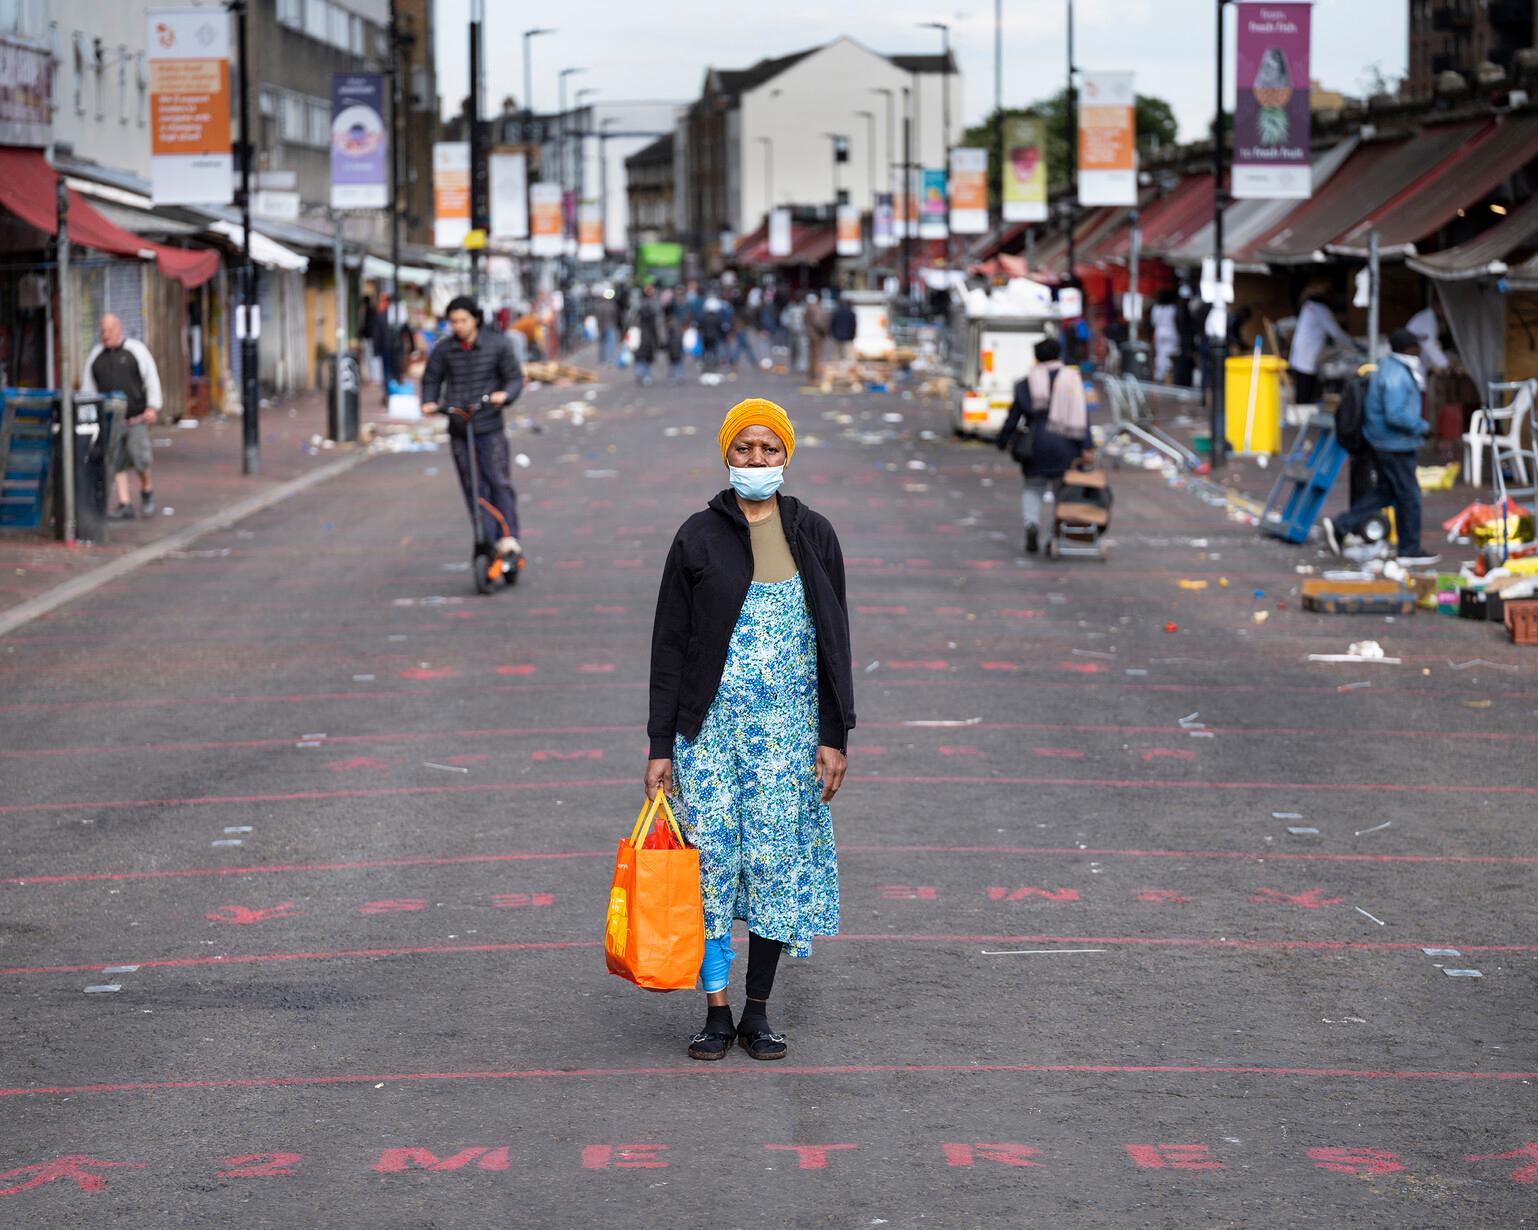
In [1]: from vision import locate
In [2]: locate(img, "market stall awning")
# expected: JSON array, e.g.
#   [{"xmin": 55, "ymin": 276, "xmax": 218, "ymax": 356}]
[
  {"xmin": 1075, "ymin": 205, "xmax": 1139, "ymax": 265},
  {"xmin": 1164, "ymin": 137, "xmax": 1359, "ymax": 269},
  {"xmin": 0, "ymin": 147, "xmax": 219, "ymax": 288},
  {"xmin": 362, "ymin": 254, "xmax": 433, "ymax": 287},
  {"xmin": 1250, "ymin": 120, "xmax": 1485, "ymax": 264},
  {"xmin": 732, "ymin": 222, "xmax": 771, "ymax": 266},
  {"xmin": 1133, "ymin": 174, "xmax": 1216, "ymax": 261},
  {"xmin": 1409, "ymin": 194, "xmax": 1538, "ymax": 281},
  {"xmin": 777, "ymin": 224, "xmax": 836, "ymax": 266},
  {"xmin": 208, "ymin": 220, "xmax": 310, "ymax": 273},
  {"xmin": 1329, "ymin": 113, "xmax": 1538, "ymax": 257}
]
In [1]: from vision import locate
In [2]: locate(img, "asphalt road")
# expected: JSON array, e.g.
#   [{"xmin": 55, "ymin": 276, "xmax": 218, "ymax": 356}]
[{"xmin": 2, "ymin": 363, "xmax": 1535, "ymax": 1228}]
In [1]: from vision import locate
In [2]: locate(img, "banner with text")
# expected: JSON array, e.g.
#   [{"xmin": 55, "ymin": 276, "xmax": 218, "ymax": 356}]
[
  {"xmin": 530, "ymin": 182, "xmax": 564, "ymax": 256},
  {"xmin": 1002, "ymin": 116, "xmax": 1048, "ymax": 222},
  {"xmin": 836, "ymin": 204, "xmax": 862, "ymax": 257},
  {"xmin": 891, "ymin": 169, "xmax": 920, "ymax": 239},
  {"xmin": 920, "ymin": 168, "xmax": 948, "ymax": 239},
  {"xmin": 1234, "ymin": 3, "xmax": 1313, "ymax": 199},
  {"xmin": 489, "ymin": 152, "xmax": 528, "ymax": 242},
  {"xmin": 433, "ymin": 142, "xmax": 470, "ymax": 248},
  {"xmin": 873, "ymin": 192, "xmax": 895, "ymax": 248},
  {"xmin": 578, "ymin": 204, "xmax": 604, "ymax": 261},
  {"xmin": 1077, "ymin": 71, "xmax": 1136, "ymax": 207},
  {"xmin": 330, "ymin": 73, "xmax": 387, "ymax": 210},
  {"xmin": 147, "ymin": 7, "xmax": 232, "ymax": 205},
  {"xmin": 949, "ymin": 147, "xmax": 988, "ymax": 234}
]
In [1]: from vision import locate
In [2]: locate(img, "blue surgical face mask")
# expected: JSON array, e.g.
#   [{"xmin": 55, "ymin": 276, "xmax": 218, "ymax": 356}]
[{"xmin": 728, "ymin": 465, "xmax": 785, "ymax": 502}]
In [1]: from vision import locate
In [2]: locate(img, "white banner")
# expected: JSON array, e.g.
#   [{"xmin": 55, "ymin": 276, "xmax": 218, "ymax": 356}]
[
  {"xmin": 836, "ymin": 204, "xmax": 862, "ymax": 257},
  {"xmin": 432, "ymin": 142, "xmax": 471, "ymax": 248},
  {"xmin": 578, "ymin": 203, "xmax": 604, "ymax": 262},
  {"xmin": 489, "ymin": 152, "xmax": 528, "ymax": 242},
  {"xmin": 948, "ymin": 147, "xmax": 988, "ymax": 234},
  {"xmin": 529, "ymin": 182, "xmax": 564, "ymax": 256},
  {"xmin": 1078, "ymin": 71, "xmax": 1137, "ymax": 207},
  {"xmin": 147, "ymin": 7, "xmax": 232, "ymax": 205},
  {"xmin": 768, "ymin": 208, "xmax": 792, "ymax": 258}
]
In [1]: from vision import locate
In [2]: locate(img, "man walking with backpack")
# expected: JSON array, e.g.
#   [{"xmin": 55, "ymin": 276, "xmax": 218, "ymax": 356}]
[{"xmin": 1323, "ymin": 329, "xmax": 1438, "ymax": 567}]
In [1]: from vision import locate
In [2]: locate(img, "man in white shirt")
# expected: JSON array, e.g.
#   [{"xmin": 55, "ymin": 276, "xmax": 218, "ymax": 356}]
[
  {"xmin": 80, "ymin": 314, "xmax": 164, "ymax": 519},
  {"xmin": 1405, "ymin": 301, "xmax": 1450, "ymax": 372},
  {"xmin": 1287, "ymin": 288, "xmax": 1355, "ymax": 406}
]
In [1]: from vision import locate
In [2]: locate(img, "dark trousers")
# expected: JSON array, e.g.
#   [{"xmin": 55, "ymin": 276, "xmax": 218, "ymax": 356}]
[
  {"xmin": 450, "ymin": 428, "xmax": 520, "ymax": 544},
  {"xmin": 1290, "ymin": 370, "xmax": 1319, "ymax": 405},
  {"xmin": 1347, "ymin": 449, "xmax": 1377, "ymax": 508},
  {"xmin": 1336, "ymin": 447, "xmax": 1421, "ymax": 556}
]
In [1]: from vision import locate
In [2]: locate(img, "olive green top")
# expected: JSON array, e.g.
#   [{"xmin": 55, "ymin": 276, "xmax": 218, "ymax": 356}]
[{"xmin": 749, "ymin": 500, "xmax": 798, "ymax": 583}]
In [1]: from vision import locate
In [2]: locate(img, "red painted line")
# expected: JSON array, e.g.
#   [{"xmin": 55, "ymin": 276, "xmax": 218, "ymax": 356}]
[
  {"xmin": 6, "ymin": 717, "xmax": 1532, "ymax": 761},
  {"xmin": 8, "ymin": 842, "xmax": 1537, "ymax": 889},
  {"xmin": 4, "ymin": 1060, "xmax": 1534, "ymax": 1099},
  {"xmin": 2, "ymin": 676, "xmax": 1533, "ymax": 715},
  {"xmin": 5, "ymin": 932, "xmax": 1534, "ymax": 979},
  {"xmin": 6, "ymin": 772, "xmax": 1534, "ymax": 818}
]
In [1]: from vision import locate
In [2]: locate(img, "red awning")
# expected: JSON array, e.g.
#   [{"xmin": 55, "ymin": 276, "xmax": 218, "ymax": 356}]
[
  {"xmin": 1248, "ymin": 120, "xmax": 1486, "ymax": 264},
  {"xmin": 777, "ymin": 224, "xmax": 836, "ymax": 266},
  {"xmin": 0, "ymin": 148, "xmax": 219, "ymax": 288},
  {"xmin": 1330, "ymin": 112, "xmax": 1538, "ymax": 256},
  {"xmin": 732, "ymin": 222, "xmax": 770, "ymax": 265}
]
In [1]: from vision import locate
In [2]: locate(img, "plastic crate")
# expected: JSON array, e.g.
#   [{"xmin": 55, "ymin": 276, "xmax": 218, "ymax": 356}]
[{"xmin": 1506, "ymin": 598, "xmax": 1538, "ymax": 646}]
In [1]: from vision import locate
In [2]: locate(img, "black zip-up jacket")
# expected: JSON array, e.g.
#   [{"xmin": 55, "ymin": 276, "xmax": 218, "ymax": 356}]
[
  {"xmin": 649, "ymin": 491, "xmax": 854, "ymax": 760},
  {"xmin": 421, "ymin": 328, "xmax": 523, "ymax": 437}
]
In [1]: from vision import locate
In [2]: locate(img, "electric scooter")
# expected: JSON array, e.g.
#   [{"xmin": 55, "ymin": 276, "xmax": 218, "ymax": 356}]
[{"xmin": 441, "ymin": 396, "xmax": 522, "ymax": 594}]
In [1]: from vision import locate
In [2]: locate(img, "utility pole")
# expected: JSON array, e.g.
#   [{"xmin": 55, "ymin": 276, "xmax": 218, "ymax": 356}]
[
  {"xmin": 1065, "ymin": 0, "xmax": 1077, "ymax": 282},
  {"xmin": 232, "ymin": 0, "xmax": 259, "ymax": 476},
  {"xmin": 994, "ymin": 0, "xmax": 1003, "ymax": 229},
  {"xmin": 1211, "ymin": 0, "xmax": 1233, "ymax": 468},
  {"xmin": 56, "ymin": 175, "xmax": 75, "ymax": 545},
  {"xmin": 871, "ymin": 88, "xmax": 894, "ymax": 189},
  {"xmin": 522, "ymin": 27, "xmax": 554, "ymax": 145},
  {"xmin": 600, "ymin": 116, "xmax": 618, "ymax": 257},
  {"xmin": 388, "ymin": 2, "xmax": 402, "ymax": 329},
  {"xmin": 468, "ymin": 1, "xmax": 485, "ymax": 299},
  {"xmin": 902, "ymin": 84, "xmax": 912, "ymax": 308}
]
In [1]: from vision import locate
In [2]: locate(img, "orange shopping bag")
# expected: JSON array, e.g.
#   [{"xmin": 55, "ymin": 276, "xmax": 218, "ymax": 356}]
[{"xmin": 604, "ymin": 792, "xmax": 704, "ymax": 991}]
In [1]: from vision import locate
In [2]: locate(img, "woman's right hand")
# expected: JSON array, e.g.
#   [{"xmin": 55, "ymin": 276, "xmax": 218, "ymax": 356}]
[{"xmin": 644, "ymin": 758, "xmax": 674, "ymax": 800}]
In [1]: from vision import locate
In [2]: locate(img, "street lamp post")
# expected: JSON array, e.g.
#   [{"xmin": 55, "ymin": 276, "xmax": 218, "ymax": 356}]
[
  {"xmin": 823, "ymin": 133, "xmax": 848, "ymax": 209},
  {"xmin": 558, "ymin": 67, "xmax": 586, "ymax": 267},
  {"xmin": 920, "ymin": 21, "xmax": 951, "ymax": 269},
  {"xmin": 1211, "ymin": 0, "xmax": 1235, "ymax": 469},
  {"xmin": 576, "ymin": 86, "xmax": 598, "ymax": 240},
  {"xmin": 599, "ymin": 116, "xmax": 618, "ymax": 257},
  {"xmin": 1066, "ymin": 0, "xmax": 1078, "ymax": 282},
  {"xmin": 854, "ymin": 110, "xmax": 876, "ymax": 208},
  {"xmin": 522, "ymin": 27, "xmax": 554, "ymax": 144},
  {"xmin": 756, "ymin": 136, "xmax": 773, "ymax": 214},
  {"xmin": 228, "ymin": 0, "xmax": 259, "ymax": 476},
  {"xmin": 871, "ymin": 87, "xmax": 894, "ymax": 191}
]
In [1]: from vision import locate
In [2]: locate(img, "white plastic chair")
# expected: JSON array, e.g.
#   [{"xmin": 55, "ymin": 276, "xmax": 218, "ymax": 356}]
[{"xmin": 1464, "ymin": 380, "xmax": 1535, "ymax": 491}]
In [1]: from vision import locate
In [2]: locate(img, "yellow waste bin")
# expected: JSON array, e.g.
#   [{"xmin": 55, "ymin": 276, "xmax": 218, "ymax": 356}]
[{"xmin": 1224, "ymin": 354, "xmax": 1288, "ymax": 455}]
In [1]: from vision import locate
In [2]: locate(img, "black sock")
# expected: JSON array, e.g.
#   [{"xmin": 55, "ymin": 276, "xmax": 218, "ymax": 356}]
[
  {"xmin": 745, "ymin": 932, "xmax": 783, "ymax": 1001},
  {"xmin": 739, "ymin": 996, "xmax": 770, "ymax": 1033},
  {"xmin": 705, "ymin": 1003, "xmax": 733, "ymax": 1032}
]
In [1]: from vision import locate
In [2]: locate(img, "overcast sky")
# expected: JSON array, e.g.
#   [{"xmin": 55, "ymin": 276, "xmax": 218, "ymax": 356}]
[{"xmin": 435, "ymin": 0, "xmax": 1408, "ymax": 139}]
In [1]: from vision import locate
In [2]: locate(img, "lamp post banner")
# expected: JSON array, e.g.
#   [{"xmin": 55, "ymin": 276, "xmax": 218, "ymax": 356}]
[
  {"xmin": 147, "ymin": 6, "xmax": 232, "ymax": 205},
  {"xmin": 331, "ymin": 73, "xmax": 388, "ymax": 210},
  {"xmin": 489, "ymin": 152, "xmax": 529, "ymax": 242},
  {"xmin": 920, "ymin": 168, "xmax": 948, "ymax": 239},
  {"xmin": 873, "ymin": 192, "xmax": 896, "ymax": 248},
  {"xmin": 530, "ymin": 182, "xmax": 564, "ymax": 256},
  {"xmin": 836, "ymin": 203, "xmax": 862, "ymax": 256},
  {"xmin": 1002, "ymin": 116, "xmax": 1048, "ymax": 222},
  {"xmin": 1077, "ymin": 71, "xmax": 1136, "ymax": 207},
  {"xmin": 1233, "ymin": 2, "xmax": 1313, "ymax": 200},
  {"xmin": 768, "ymin": 207, "xmax": 793, "ymax": 258},
  {"xmin": 949, "ymin": 147, "xmax": 988, "ymax": 234}
]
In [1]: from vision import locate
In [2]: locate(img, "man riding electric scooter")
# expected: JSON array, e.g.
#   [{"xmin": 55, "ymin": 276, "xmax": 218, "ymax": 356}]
[{"xmin": 421, "ymin": 295, "xmax": 525, "ymax": 578}]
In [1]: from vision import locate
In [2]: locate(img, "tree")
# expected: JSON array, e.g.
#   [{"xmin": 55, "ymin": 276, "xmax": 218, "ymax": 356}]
[{"xmin": 960, "ymin": 90, "xmax": 1181, "ymax": 211}]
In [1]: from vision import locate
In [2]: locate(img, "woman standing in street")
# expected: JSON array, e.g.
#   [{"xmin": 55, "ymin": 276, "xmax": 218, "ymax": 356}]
[
  {"xmin": 646, "ymin": 398, "xmax": 854, "ymax": 1062},
  {"xmin": 998, "ymin": 338, "xmax": 1094, "ymax": 554}
]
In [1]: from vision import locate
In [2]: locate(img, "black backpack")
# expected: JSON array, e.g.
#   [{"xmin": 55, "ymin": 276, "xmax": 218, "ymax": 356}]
[{"xmin": 1334, "ymin": 373, "xmax": 1370, "ymax": 454}]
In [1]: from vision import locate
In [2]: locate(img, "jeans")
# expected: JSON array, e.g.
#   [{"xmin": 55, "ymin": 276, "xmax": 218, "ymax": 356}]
[
  {"xmin": 599, "ymin": 325, "xmax": 618, "ymax": 364},
  {"xmin": 667, "ymin": 360, "xmax": 685, "ymax": 384},
  {"xmin": 1348, "ymin": 450, "xmax": 1377, "ymax": 508},
  {"xmin": 1021, "ymin": 476, "xmax": 1053, "ymax": 530},
  {"xmin": 450, "ymin": 428, "xmax": 520, "ymax": 544},
  {"xmin": 635, "ymin": 359, "xmax": 653, "ymax": 386},
  {"xmin": 1336, "ymin": 447, "xmax": 1421, "ymax": 556}
]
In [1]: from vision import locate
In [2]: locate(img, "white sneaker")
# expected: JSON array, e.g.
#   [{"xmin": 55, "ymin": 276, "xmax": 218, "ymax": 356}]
[
  {"xmin": 1395, "ymin": 553, "xmax": 1440, "ymax": 569},
  {"xmin": 1321, "ymin": 517, "xmax": 1340, "ymax": 555},
  {"xmin": 496, "ymin": 536, "xmax": 521, "ymax": 557}
]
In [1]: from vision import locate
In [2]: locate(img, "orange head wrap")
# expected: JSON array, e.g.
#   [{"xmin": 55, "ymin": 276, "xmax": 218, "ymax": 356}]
[{"xmin": 718, "ymin": 397, "xmax": 795, "ymax": 463}]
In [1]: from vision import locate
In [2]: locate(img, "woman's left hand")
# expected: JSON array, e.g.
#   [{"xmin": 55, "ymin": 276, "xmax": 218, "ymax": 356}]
[{"xmin": 815, "ymin": 746, "xmax": 847, "ymax": 803}]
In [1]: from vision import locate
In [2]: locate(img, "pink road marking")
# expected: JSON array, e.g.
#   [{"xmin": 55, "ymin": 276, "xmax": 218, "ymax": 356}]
[
  {"xmin": 7, "ymin": 842, "xmax": 1538, "ymax": 889},
  {"xmin": 4, "ymin": 772, "xmax": 1536, "ymax": 819},
  {"xmin": 4, "ymin": 717, "xmax": 1531, "ymax": 761},
  {"xmin": 3, "ymin": 1061, "xmax": 1535, "ymax": 1100},
  {"xmin": 4, "ymin": 932, "xmax": 1535, "ymax": 979}
]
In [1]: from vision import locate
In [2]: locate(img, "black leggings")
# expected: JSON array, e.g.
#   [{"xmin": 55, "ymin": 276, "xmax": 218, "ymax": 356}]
[{"xmin": 746, "ymin": 932, "xmax": 783, "ymax": 1000}]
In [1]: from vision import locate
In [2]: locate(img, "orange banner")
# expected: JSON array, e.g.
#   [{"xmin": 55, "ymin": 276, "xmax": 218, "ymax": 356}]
[{"xmin": 149, "ymin": 60, "xmax": 228, "ymax": 156}]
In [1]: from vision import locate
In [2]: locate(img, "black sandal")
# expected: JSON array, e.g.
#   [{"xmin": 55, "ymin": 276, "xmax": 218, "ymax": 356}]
[
  {"xmin": 737, "ymin": 1026, "xmax": 788, "ymax": 1061},
  {"xmin": 687, "ymin": 1027, "xmax": 735, "ymax": 1061}
]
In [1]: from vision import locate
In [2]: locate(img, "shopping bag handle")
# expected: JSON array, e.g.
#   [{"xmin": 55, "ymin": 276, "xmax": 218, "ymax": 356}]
[{"xmin": 628, "ymin": 791, "xmax": 686, "ymax": 847}]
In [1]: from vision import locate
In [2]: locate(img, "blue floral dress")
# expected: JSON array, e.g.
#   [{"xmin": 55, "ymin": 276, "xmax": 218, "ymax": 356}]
[{"xmin": 673, "ymin": 575, "xmax": 840, "ymax": 958}]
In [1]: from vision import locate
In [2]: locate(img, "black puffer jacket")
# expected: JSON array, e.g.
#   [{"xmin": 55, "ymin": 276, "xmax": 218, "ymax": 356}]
[{"xmin": 648, "ymin": 491, "xmax": 854, "ymax": 758}]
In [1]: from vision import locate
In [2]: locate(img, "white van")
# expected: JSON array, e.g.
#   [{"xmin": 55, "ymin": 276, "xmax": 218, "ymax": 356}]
[{"xmin": 952, "ymin": 315, "xmax": 1058, "ymax": 439}]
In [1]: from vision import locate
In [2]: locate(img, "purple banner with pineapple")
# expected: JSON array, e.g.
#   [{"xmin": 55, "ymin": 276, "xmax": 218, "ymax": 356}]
[{"xmin": 1233, "ymin": 3, "xmax": 1312, "ymax": 200}]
